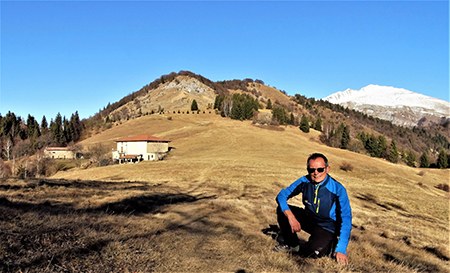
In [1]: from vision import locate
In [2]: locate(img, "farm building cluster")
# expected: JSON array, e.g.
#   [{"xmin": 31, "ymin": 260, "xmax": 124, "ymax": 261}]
[{"xmin": 43, "ymin": 135, "xmax": 171, "ymax": 164}]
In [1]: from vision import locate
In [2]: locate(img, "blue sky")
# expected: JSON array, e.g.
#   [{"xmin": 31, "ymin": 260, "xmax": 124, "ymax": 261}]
[{"xmin": 1, "ymin": 1, "xmax": 448, "ymax": 121}]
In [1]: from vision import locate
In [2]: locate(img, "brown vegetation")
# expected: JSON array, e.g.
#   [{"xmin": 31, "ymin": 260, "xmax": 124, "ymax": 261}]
[
  {"xmin": 339, "ymin": 161, "xmax": 354, "ymax": 172},
  {"xmin": 1, "ymin": 114, "xmax": 449, "ymax": 272},
  {"xmin": 436, "ymin": 183, "xmax": 449, "ymax": 192}
]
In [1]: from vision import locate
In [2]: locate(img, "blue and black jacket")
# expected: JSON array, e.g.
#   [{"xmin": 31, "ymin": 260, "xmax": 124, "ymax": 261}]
[{"xmin": 276, "ymin": 174, "xmax": 352, "ymax": 255}]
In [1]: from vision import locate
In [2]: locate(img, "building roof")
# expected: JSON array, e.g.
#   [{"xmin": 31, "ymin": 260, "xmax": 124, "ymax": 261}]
[
  {"xmin": 45, "ymin": 147, "xmax": 71, "ymax": 151},
  {"xmin": 119, "ymin": 154, "xmax": 142, "ymax": 159},
  {"xmin": 115, "ymin": 135, "xmax": 171, "ymax": 143}
]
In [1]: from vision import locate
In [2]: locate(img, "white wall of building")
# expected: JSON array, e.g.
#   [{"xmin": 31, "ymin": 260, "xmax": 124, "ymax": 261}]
[{"xmin": 114, "ymin": 141, "xmax": 169, "ymax": 161}]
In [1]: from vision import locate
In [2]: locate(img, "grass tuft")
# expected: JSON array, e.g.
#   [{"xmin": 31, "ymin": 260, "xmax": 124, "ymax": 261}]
[
  {"xmin": 339, "ymin": 161, "xmax": 354, "ymax": 172},
  {"xmin": 435, "ymin": 183, "xmax": 449, "ymax": 192}
]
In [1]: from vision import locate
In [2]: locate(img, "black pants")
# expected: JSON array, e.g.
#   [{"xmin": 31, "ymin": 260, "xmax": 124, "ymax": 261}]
[{"xmin": 277, "ymin": 205, "xmax": 335, "ymax": 257}]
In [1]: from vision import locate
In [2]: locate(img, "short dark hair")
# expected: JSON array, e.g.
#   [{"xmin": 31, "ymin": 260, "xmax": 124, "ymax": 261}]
[{"xmin": 307, "ymin": 153, "xmax": 329, "ymax": 167}]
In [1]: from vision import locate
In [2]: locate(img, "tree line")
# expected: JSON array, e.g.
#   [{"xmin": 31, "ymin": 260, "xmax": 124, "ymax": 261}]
[
  {"xmin": 0, "ymin": 111, "xmax": 84, "ymax": 162},
  {"xmin": 211, "ymin": 89, "xmax": 449, "ymax": 169},
  {"xmin": 214, "ymin": 93, "xmax": 262, "ymax": 121}
]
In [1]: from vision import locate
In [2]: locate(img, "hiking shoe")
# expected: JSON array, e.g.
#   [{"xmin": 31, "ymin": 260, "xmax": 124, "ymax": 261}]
[{"xmin": 273, "ymin": 244, "xmax": 300, "ymax": 253}]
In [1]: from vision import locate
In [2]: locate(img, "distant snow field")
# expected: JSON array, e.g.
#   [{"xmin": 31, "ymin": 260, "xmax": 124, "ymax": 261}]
[{"xmin": 323, "ymin": 85, "xmax": 450, "ymax": 127}]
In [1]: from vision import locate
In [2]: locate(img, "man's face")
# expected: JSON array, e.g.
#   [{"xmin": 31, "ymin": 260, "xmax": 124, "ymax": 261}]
[{"xmin": 307, "ymin": 157, "xmax": 329, "ymax": 183}]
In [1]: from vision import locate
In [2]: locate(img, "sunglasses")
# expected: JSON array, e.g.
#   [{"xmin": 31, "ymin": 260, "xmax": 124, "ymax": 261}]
[{"xmin": 307, "ymin": 167, "xmax": 326, "ymax": 173}]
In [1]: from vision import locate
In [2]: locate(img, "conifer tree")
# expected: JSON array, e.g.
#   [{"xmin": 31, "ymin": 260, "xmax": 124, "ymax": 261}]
[
  {"xmin": 63, "ymin": 116, "xmax": 71, "ymax": 143},
  {"xmin": 41, "ymin": 116, "xmax": 48, "ymax": 133},
  {"xmin": 51, "ymin": 113, "xmax": 65, "ymax": 146},
  {"xmin": 289, "ymin": 113, "xmax": 295, "ymax": 125},
  {"xmin": 191, "ymin": 100, "xmax": 198, "ymax": 111},
  {"xmin": 419, "ymin": 151, "xmax": 430, "ymax": 168},
  {"xmin": 266, "ymin": 99, "xmax": 273, "ymax": 109},
  {"xmin": 231, "ymin": 100, "xmax": 243, "ymax": 120},
  {"xmin": 437, "ymin": 149, "xmax": 448, "ymax": 169},
  {"xmin": 357, "ymin": 131, "xmax": 368, "ymax": 145},
  {"xmin": 389, "ymin": 139, "xmax": 399, "ymax": 163},
  {"xmin": 314, "ymin": 116, "xmax": 323, "ymax": 131},
  {"xmin": 214, "ymin": 95, "xmax": 225, "ymax": 110},
  {"xmin": 70, "ymin": 111, "xmax": 82, "ymax": 142},
  {"xmin": 1, "ymin": 111, "xmax": 18, "ymax": 138},
  {"xmin": 340, "ymin": 123, "xmax": 350, "ymax": 149},
  {"xmin": 300, "ymin": 115, "xmax": 310, "ymax": 133},
  {"xmin": 365, "ymin": 134, "xmax": 379, "ymax": 157},
  {"xmin": 378, "ymin": 135, "xmax": 387, "ymax": 158},
  {"xmin": 405, "ymin": 150, "xmax": 416, "ymax": 167},
  {"xmin": 272, "ymin": 107, "xmax": 287, "ymax": 125},
  {"xmin": 26, "ymin": 114, "xmax": 40, "ymax": 140}
]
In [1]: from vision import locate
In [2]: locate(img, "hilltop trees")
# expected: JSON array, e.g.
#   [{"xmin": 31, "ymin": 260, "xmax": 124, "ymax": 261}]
[
  {"xmin": 357, "ymin": 132, "xmax": 384, "ymax": 158},
  {"xmin": 230, "ymin": 94, "xmax": 261, "ymax": 120},
  {"xmin": 272, "ymin": 107, "xmax": 288, "ymax": 125},
  {"xmin": 73, "ymin": 70, "xmax": 448, "ymax": 170},
  {"xmin": 214, "ymin": 94, "xmax": 261, "ymax": 121},
  {"xmin": 321, "ymin": 122, "xmax": 350, "ymax": 148}
]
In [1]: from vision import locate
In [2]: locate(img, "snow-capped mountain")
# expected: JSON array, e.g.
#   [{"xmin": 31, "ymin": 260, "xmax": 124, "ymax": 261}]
[{"xmin": 323, "ymin": 85, "xmax": 450, "ymax": 127}]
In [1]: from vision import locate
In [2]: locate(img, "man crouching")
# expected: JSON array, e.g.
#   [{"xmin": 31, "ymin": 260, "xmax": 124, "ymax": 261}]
[{"xmin": 274, "ymin": 153, "xmax": 352, "ymax": 265}]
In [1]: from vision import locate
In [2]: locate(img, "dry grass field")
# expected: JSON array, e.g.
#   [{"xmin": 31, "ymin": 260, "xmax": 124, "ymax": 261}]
[{"xmin": 1, "ymin": 113, "xmax": 449, "ymax": 272}]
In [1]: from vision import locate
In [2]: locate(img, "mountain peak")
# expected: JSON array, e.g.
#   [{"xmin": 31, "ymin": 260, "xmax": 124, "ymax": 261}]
[{"xmin": 323, "ymin": 85, "xmax": 450, "ymax": 127}]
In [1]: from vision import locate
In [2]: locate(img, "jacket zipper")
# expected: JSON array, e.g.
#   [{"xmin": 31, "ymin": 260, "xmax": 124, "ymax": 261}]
[{"xmin": 314, "ymin": 184, "xmax": 320, "ymax": 213}]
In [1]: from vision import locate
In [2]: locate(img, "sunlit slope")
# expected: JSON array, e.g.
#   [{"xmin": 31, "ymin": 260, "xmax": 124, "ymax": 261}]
[{"xmin": 52, "ymin": 113, "xmax": 449, "ymax": 269}]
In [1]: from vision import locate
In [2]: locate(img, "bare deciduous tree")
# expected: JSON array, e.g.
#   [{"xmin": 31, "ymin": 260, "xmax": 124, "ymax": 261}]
[
  {"xmin": 221, "ymin": 99, "xmax": 233, "ymax": 117},
  {"xmin": 88, "ymin": 143, "xmax": 111, "ymax": 166},
  {"xmin": 4, "ymin": 138, "xmax": 12, "ymax": 161},
  {"xmin": 35, "ymin": 149, "xmax": 44, "ymax": 178},
  {"xmin": 68, "ymin": 143, "xmax": 84, "ymax": 167},
  {"xmin": 12, "ymin": 139, "xmax": 32, "ymax": 159}
]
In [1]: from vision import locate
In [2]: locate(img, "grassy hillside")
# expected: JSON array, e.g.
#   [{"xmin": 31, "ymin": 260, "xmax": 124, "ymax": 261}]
[{"xmin": 1, "ymin": 113, "xmax": 449, "ymax": 272}]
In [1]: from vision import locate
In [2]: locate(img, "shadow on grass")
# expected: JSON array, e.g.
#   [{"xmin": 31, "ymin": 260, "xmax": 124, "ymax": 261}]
[
  {"xmin": 0, "ymin": 178, "xmax": 217, "ymax": 272},
  {"xmin": 96, "ymin": 192, "xmax": 214, "ymax": 215},
  {"xmin": 355, "ymin": 193, "xmax": 407, "ymax": 212},
  {"xmin": 0, "ymin": 177, "xmax": 215, "ymax": 216},
  {"xmin": 0, "ymin": 177, "xmax": 161, "ymax": 190},
  {"xmin": 383, "ymin": 252, "xmax": 443, "ymax": 272},
  {"xmin": 261, "ymin": 224, "xmax": 308, "ymax": 249}
]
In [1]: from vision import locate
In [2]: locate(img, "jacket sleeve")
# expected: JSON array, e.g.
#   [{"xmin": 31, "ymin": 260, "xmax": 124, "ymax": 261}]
[
  {"xmin": 276, "ymin": 177, "xmax": 305, "ymax": 212},
  {"xmin": 334, "ymin": 184, "xmax": 352, "ymax": 255}
]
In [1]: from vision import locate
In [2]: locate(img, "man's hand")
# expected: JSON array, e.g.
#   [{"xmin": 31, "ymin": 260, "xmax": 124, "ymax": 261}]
[
  {"xmin": 283, "ymin": 209, "xmax": 301, "ymax": 233},
  {"xmin": 335, "ymin": 252, "xmax": 348, "ymax": 265}
]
